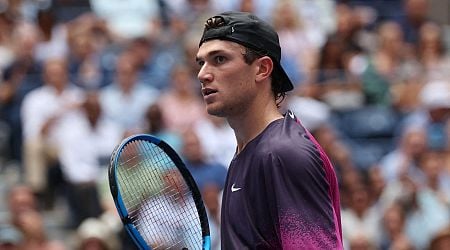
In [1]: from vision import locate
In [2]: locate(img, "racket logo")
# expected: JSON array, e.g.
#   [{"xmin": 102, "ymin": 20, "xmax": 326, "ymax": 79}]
[{"xmin": 231, "ymin": 183, "xmax": 242, "ymax": 192}]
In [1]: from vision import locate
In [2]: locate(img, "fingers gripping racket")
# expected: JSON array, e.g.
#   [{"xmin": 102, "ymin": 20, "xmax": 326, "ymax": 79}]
[{"xmin": 108, "ymin": 134, "xmax": 211, "ymax": 250}]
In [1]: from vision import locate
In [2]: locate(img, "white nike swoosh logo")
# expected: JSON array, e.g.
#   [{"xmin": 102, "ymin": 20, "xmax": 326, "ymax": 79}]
[
  {"xmin": 231, "ymin": 184, "xmax": 241, "ymax": 192},
  {"xmin": 288, "ymin": 111, "xmax": 295, "ymax": 119}
]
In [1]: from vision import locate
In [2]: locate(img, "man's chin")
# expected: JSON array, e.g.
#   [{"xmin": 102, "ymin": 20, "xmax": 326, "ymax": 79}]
[{"xmin": 206, "ymin": 106, "xmax": 227, "ymax": 117}]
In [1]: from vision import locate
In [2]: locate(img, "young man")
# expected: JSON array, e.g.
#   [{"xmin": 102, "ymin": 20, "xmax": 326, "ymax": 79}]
[{"xmin": 196, "ymin": 11, "xmax": 343, "ymax": 249}]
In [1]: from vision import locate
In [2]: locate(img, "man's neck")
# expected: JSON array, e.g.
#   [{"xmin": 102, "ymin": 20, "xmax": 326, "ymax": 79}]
[{"xmin": 228, "ymin": 103, "xmax": 283, "ymax": 154}]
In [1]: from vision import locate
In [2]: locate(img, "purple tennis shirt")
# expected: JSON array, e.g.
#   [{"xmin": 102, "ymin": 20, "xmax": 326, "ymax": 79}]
[{"xmin": 221, "ymin": 111, "xmax": 343, "ymax": 249}]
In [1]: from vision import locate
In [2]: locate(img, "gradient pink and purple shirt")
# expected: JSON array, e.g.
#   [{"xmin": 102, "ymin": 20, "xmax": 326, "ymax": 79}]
[{"xmin": 221, "ymin": 111, "xmax": 343, "ymax": 249}]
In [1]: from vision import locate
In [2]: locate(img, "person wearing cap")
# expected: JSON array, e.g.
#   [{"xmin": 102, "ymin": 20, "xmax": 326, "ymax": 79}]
[{"xmin": 196, "ymin": 11, "xmax": 343, "ymax": 249}]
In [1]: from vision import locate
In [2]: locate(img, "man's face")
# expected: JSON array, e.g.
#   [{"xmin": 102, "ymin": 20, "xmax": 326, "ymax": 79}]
[
  {"xmin": 196, "ymin": 40, "xmax": 258, "ymax": 117},
  {"xmin": 44, "ymin": 59, "xmax": 68, "ymax": 90}
]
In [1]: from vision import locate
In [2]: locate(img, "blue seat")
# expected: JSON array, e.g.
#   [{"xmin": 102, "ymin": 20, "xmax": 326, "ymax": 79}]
[{"xmin": 334, "ymin": 106, "xmax": 400, "ymax": 139}]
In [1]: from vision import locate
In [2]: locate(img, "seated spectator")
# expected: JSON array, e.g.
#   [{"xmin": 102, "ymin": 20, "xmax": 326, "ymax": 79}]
[
  {"xmin": 4, "ymin": 183, "xmax": 66, "ymax": 250},
  {"xmin": 395, "ymin": 0, "xmax": 431, "ymax": 46},
  {"xmin": 34, "ymin": 8, "xmax": 69, "ymax": 63},
  {"xmin": 416, "ymin": 22, "xmax": 450, "ymax": 82},
  {"xmin": 65, "ymin": 16, "xmax": 108, "ymax": 90},
  {"xmin": 158, "ymin": 64, "xmax": 206, "ymax": 133},
  {"xmin": 0, "ymin": 21, "xmax": 44, "ymax": 163},
  {"xmin": 180, "ymin": 128, "xmax": 226, "ymax": 249},
  {"xmin": 75, "ymin": 217, "xmax": 120, "ymax": 250},
  {"xmin": 418, "ymin": 149, "xmax": 450, "ymax": 207},
  {"xmin": 14, "ymin": 209, "xmax": 66, "ymax": 250},
  {"xmin": 378, "ymin": 125, "xmax": 428, "ymax": 183},
  {"xmin": 180, "ymin": 129, "xmax": 227, "ymax": 192},
  {"xmin": 143, "ymin": 103, "xmax": 183, "ymax": 153},
  {"xmin": 90, "ymin": 0, "xmax": 159, "ymax": 40},
  {"xmin": 378, "ymin": 151, "xmax": 450, "ymax": 249},
  {"xmin": 348, "ymin": 235, "xmax": 377, "ymax": 250},
  {"xmin": 21, "ymin": 57, "xmax": 84, "ymax": 199},
  {"xmin": 100, "ymin": 50, "xmax": 159, "ymax": 133},
  {"xmin": 55, "ymin": 91, "xmax": 123, "ymax": 228},
  {"xmin": 404, "ymin": 80, "xmax": 450, "ymax": 151},
  {"xmin": 6, "ymin": 184, "xmax": 38, "ymax": 226},
  {"xmin": 379, "ymin": 202, "xmax": 414, "ymax": 250},
  {"xmin": 194, "ymin": 115, "xmax": 236, "ymax": 168},
  {"xmin": 271, "ymin": 0, "xmax": 312, "ymax": 86},
  {"xmin": 341, "ymin": 179, "xmax": 382, "ymax": 248},
  {"xmin": 313, "ymin": 33, "xmax": 364, "ymax": 110},
  {"xmin": 360, "ymin": 21, "xmax": 413, "ymax": 107}
]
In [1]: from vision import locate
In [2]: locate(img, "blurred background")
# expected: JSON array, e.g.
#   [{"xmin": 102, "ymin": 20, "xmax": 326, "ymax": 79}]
[{"xmin": 0, "ymin": 0, "xmax": 450, "ymax": 249}]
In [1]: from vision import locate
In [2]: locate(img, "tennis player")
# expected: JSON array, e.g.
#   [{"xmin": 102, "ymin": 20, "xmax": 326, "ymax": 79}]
[{"xmin": 196, "ymin": 11, "xmax": 343, "ymax": 249}]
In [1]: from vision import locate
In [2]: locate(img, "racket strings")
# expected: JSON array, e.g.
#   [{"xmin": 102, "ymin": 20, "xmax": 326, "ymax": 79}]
[{"xmin": 117, "ymin": 140, "xmax": 203, "ymax": 249}]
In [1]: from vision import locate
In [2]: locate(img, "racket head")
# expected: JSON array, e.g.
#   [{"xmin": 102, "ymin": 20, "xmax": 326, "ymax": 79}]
[{"xmin": 108, "ymin": 134, "xmax": 211, "ymax": 250}]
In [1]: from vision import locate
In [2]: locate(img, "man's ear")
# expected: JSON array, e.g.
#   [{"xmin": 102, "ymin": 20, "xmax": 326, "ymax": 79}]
[{"xmin": 255, "ymin": 56, "xmax": 273, "ymax": 83}]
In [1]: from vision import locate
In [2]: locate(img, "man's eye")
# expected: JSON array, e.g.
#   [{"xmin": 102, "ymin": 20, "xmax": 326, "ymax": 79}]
[
  {"xmin": 214, "ymin": 56, "xmax": 226, "ymax": 64},
  {"xmin": 197, "ymin": 60, "xmax": 205, "ymax": 66}
]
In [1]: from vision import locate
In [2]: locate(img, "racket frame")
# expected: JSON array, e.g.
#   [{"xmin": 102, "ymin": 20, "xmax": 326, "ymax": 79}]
[{"xmin": 108, "ymin": 134, "xmax": 211, "ymax": 250}]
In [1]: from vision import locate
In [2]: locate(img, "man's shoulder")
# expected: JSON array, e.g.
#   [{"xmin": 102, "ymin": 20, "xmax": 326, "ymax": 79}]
[{"xmin": 259, "ymin": 118, "xmax": 315, "ymax": 155}]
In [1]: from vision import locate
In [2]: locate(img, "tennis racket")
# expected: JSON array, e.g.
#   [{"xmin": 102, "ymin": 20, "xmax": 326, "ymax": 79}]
[{"xmin": 108, "ymin": 134, "xmax": 211, "ymax": 250}]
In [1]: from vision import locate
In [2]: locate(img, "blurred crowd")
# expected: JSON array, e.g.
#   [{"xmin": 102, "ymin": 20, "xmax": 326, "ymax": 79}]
[{"xmin": 0, "ymin": 0, "xmax": 449, "ymax": 249}]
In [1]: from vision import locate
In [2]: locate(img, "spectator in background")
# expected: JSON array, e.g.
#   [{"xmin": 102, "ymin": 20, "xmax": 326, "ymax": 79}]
[
  {"xmin": 89, "ymin": 0, "xmax": 159, "ymax": 41},
  {"xmin": 21, "ymin": 57, "xmax": 84, "ymax": 199},
  {"xmin": 379, "ymin": 202, "xmax": 414, "ymax": 250},
  {"xmin": 419, "ymin": 149, "xmax": 450, "ymax": 207},
  {"xmin": 181, "ymin": 129, "xmax": 227, "ymax": 192},
  {"xmin": 14, "ymin": 209, "xmax": 66, "ymax": 250},
  {"xmin": 180, "ymin": 128, "xmax": 227, "ymax": 249},
  {"xmin": 0, "ymin": 22, "xmax": 43, "ymax": 163},
  {"xmin": 4, "ymin": 184, "xmax": 66, "ymax": 250},
  {"xmin": 416, "ymin": 22, "xmax": 450, "ymax": 81},
  {"xmin": 6, "ymin": 184, "xmax": 38, "ymax": 226},
  {"xmin": 143, "ymin": 103, "xmax": 182, "ymax": 152},
  {"xmin": 194, "ymin": 115, "xmax": 235, "ymax": 168},
  {"xmin": 158, "ymin": 64, "xmax": 206, "ymax": 133},
  {"xmin": 100, "ymin": 50, "xmax": 159, "ymax": 133},
  {"xmin": 271, "ymin": 0, "xmax": 316, "ymax": 86},
  {"xmin": 313, "ymin": 33, "xmax": 364, "ymax": 110},
  {"xmin": 75, "ymin": 217, "xmax": 120, "ymax": 250},
  {"xmin": 378, "ymin": 125, "xmax": 428, "ymax": 183},
  {"xmin": 0, "ymin": 14, "xmax": 16, "ymax": 72},
  {"xmin": 65, "ymin": 15, "xmax": 112, "ymax": 90},
  {"xmin": 367, "ymin": 166, "xmax": 386, "ymax": 208},
  {"xmin": 396, "ymin": 0, "xmax": 431, "ymax": 46},
  {"xmin": 403, "ymin": 80, "xmax": 450, "ymax": 151},
  {"xmin": 56, "ymin": 91, "xmax": 123, "ymax": 228},
  {"xmin": 296, "ymin": 0, "xmax": 336, "ymax": 45},
  {"xmin": 127, "ymin": 36, "xmax": 179, "ymax": 91},
  {"xmin": 377, "ymin": 150, "xmax": 450, "ymax": 249},
  {"xmin": 34, "ymin": 8, "xmax": 68, "ymax": 63},
  {"xmin": 403, "ymin": 154, "xmax": 450, "ymax": 249},
  {"xmin": 166, "ymin": 0, "xmax": 218, "ymax": 30},
  {"xmin": 341, "ymin": 179, "xmax": 382, "ymax": 248},
  {"xmin": 360, "ymin": 21, "xmax": 409, "ymax": 107}
]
